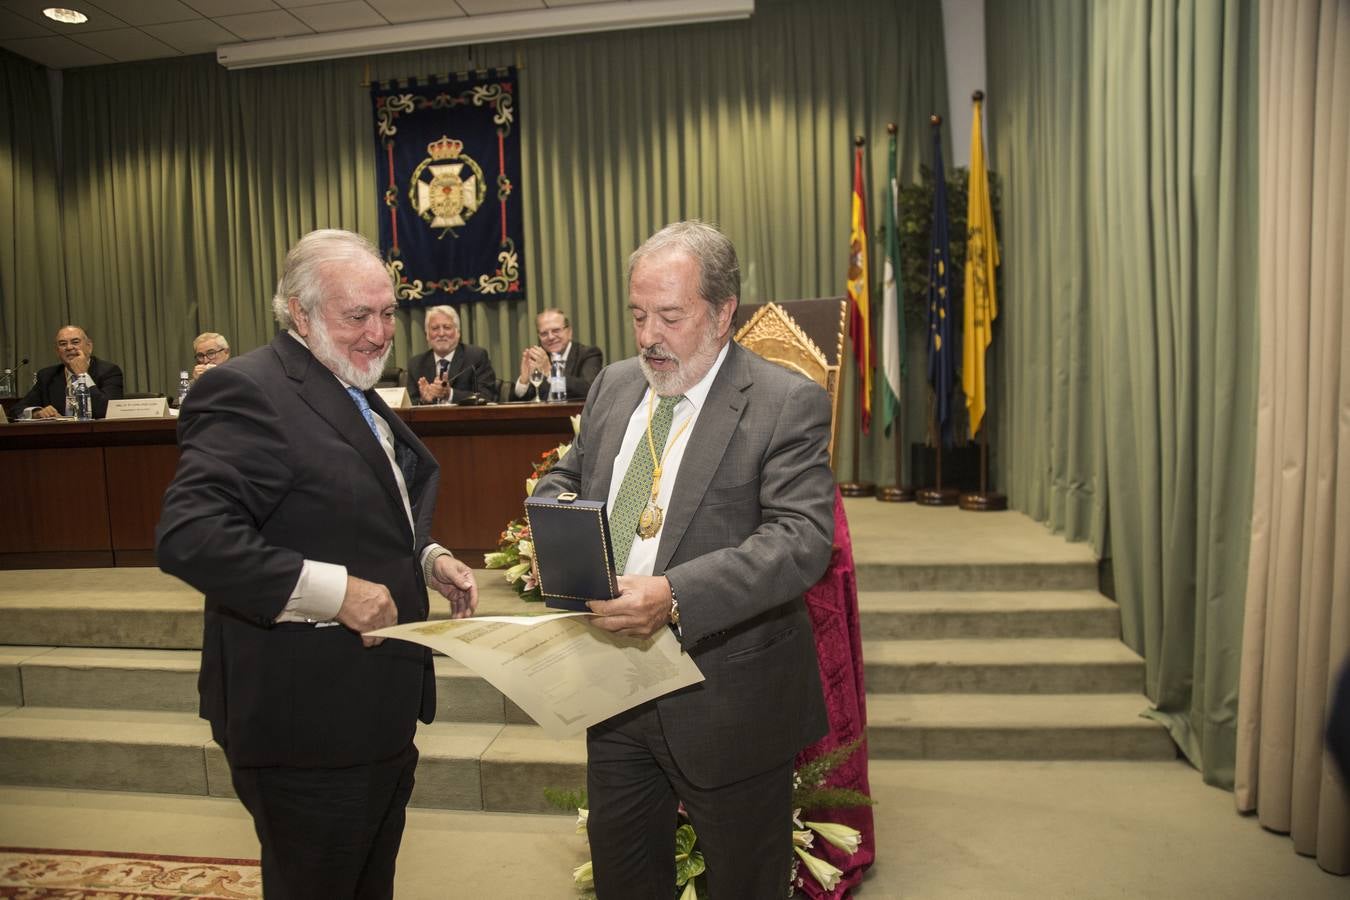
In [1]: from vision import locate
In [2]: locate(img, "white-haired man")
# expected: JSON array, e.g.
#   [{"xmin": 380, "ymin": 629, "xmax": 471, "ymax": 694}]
[
  {"xmin": 191, "ymin": 332, "xmax": 230, "ymax": 381},
  {"xmin": 532, "ymin": 221, "xmax": 835, "ymax": 898},
  {"xmin": 156, "ymin": 229, "xmax": 478, "ymax": 899},
  {"xmin": 408, "ymin": 305, "xmax": 497, "ymax": 404}
]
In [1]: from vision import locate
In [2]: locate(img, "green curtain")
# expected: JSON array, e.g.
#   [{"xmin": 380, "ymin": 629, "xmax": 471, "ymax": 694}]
[
  {"xmin": 987, "ymin": 0, "xmax": 1259, "ymax": 787},
  {"xmin": 0, "ymin": 49, "xmax": 67, "ymax": 381},
  {"xmin": 12, "ymin": 0, "xmax": 948, "ymax": 441}
]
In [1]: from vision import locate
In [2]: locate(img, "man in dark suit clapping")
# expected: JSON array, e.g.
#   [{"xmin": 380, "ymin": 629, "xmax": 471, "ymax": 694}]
[
  {"xmin": 156, "ymin": 229, "xmax": 478, "ymax": 899},
  {"xmin": 510, "ymin": 307, "xmax": 603, "ymax": 401},
  {"xmin": 408, "ymin": 305, "xmax": 497, "ymax": 404}
]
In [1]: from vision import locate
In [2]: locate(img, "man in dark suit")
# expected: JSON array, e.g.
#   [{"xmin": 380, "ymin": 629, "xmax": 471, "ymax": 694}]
[
  {"xmin": 155, "ymin": 229, "xmax": 478, "ymax": 900},
  {"xmin": 407, "ymin": 305, "xmax": 497, "ymax": 404},
  {"xmin": 509, "ymin": 307, "xmax": 603, "ymax": 401},
  {"xmin": 16, "ymin": 325, "xmax": 124, "ymax": 418},
  {"xmin": 532, "ymin": 221, "xmax": 835, "ymax": 899}
]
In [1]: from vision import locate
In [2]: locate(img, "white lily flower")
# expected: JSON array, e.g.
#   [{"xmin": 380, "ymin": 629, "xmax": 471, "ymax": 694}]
[
  {"xmin": 804, "ymin": 820, "xmax": 863, "ymax": 855},
  {"xmin": 793, "ymin": 828, "xmax": 815, "ymax": 848},
  {"xmin": 792, "ymin": 807, "xmax": 804, "ymax": 829},
  {"xmin": 572, "ymin": 860, "xmax": 594, "ymax": 889},
  {"xmin": 575, "ymin": 807, "xmax": 589, "ymax": 835},
  {"xmin": 794, "ymin": 847, "xmax": 842, "ymax": 891},
  {"xmin": 678, "ymin": 881, "xmax": 698, "ymax": 900}
]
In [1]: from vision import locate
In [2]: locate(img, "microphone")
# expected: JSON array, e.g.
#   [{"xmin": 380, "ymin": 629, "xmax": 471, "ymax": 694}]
[{"xmin": 453, "ymin": 358, "xmax": 491, "ymax": 406}]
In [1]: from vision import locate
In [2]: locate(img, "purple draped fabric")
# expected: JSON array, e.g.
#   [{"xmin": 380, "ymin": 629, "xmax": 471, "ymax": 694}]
[{"xmin": 793, "ymin": 490, "xmax": 874, "ymax": 897}]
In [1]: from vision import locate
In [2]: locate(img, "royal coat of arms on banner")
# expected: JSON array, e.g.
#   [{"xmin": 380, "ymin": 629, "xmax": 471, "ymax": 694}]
[{"xmin": 371, "ymin": 68, "xmax": 525, "ymax": 306}]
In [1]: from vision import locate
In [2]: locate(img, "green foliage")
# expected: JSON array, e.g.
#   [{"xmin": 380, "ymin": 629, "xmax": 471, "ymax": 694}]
[
  {"xmin": 674, "ymin": 824, "xmax": 707, "ymax": 887},
  {"xmin": 542, "ymin": 786, "xmax": 587, "ymax": 811},
  {"xmin": 795, "ymin": 786, "xmax": 877, "ymax": 813},
  {"xmin": 896, "ymin": 164, "xmax": 1003, "ymax": 327}
]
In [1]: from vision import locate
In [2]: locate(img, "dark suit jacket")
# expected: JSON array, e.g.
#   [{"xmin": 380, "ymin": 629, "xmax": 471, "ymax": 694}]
[
  {"xmin": 514, "ymin": 341, "xmax": 603, "ymax": 402},
  {"xmin": 534, "ymin": 342, "xmax": 835, "ymax": 789},
  {"xmin": 407, "ymin": 345, "xmax": 497, "ymax": 404},
  {"xmin": 19, "ymin": 357, "xmax": 124, "ymax": 418},
  {"xmin": 155, "ymin": 334, "xmax": 440, "ymax": 768}
]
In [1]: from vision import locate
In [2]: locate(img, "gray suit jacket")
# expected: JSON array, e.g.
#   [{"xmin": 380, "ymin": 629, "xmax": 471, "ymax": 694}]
[{"xmin": 534, "ymin": 341, "xmax": 835, "ymax": 788}]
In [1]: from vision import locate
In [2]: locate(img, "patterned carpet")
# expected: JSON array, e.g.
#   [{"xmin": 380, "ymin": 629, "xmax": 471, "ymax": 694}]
[{"xmin": 0, "ymin": 847, "xmax": 260, "ymax": 899}]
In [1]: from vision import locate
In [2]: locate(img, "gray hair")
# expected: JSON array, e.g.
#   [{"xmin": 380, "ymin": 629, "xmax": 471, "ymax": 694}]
[
  {"xmin": 626, "ymin": 220, "xmax": 740, "ymax": 313},
  {"xmin": 193, "ymin": 331, "xmax": 229, "ymax": 351},
  {"xmin": 425, "ymin": 305, "xmax": 460, "ymax": 330},
  {"xmin": 272, "ymin": 229, "xmax": 385, "ymax": 330}
]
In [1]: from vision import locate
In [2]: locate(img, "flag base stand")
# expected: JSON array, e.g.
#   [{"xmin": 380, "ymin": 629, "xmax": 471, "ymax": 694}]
[
  {"xmin": 876, "ymin": 485, "xmax": 916, "ymax": 502},
  {"xmin": 958, "ymin": 490, "xmax": 1007, "ymax": 511},
  {"xmin": 839, "ymin": 481, "xmax": 876, "ymax": 497},
  {"xmin": 916, "ymin": 487, "xmax": 959, "ymax": 506}
]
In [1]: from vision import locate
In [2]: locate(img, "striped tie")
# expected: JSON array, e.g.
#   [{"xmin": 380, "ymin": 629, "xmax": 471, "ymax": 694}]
[
  {"xmin": 346, "ymin": 387, "xmax": 382, "ymax": 441},
  {"xmin": 609, "ymin": 395, "xmax": 681, "ymax": 573}
]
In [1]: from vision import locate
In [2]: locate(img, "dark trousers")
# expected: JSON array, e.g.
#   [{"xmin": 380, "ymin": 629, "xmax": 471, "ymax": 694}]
[
  {"xmin": 586, "ymin": 704, "xmax": 794, "ymax": 900},
  {"xmin": 228, "ymin": 742, "xmax": 418, "ymax": 900}
]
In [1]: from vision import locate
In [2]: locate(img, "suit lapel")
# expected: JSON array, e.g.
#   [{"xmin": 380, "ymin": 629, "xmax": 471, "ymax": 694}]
[
  {"xmin": 274, "ymin": 335, "xmax": 411, "ymax": 538},
  {"xmin": 655, "ymin": 344, "xmax": 750, "ymax": 572}
]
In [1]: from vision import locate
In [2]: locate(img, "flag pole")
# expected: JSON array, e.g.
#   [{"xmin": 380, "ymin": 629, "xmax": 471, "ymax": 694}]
[
  {"xmin": 840, "ymin": 134, "xmax": 876, "ymax": 498},
  {"xmin": 916, "ymin": 113, "xmax": 957, "ymax": 506},
  {"xmin": 957, "ymin": 90, "xmax": 1006, "ymax": 512},
  {"xmin": 877, "ymin": 123, "xmax": 914, "ymax": 502}
]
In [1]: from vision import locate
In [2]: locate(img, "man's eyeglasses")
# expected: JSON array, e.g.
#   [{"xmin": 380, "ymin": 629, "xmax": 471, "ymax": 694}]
[{"xmin": 195, "ymin": 347, "xmax": 226, "ymax": 362}]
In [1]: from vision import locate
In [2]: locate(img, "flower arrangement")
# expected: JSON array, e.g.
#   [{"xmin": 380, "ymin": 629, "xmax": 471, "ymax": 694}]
[
  {"xmin": 483, "ymin": 417, "xmax": 580, "ymax": 602},
  {"xmin": 546, "ymin": 738, "xmax": 872, "ymax": 897}
]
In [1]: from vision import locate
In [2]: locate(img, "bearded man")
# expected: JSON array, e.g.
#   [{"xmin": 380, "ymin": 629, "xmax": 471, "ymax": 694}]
[
  {"xmin": 531, "ymin": 220, "xmax": 836, "ymax": 899},
  {"xmin": 156, "ymin": 229, "xmax": 478, "ymax": 900}
]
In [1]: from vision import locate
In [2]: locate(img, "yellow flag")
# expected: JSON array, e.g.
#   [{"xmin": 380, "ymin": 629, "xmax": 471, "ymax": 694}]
[{"xmin": 962, "ymin": 95, "xmax": 999, "ymax": 437}]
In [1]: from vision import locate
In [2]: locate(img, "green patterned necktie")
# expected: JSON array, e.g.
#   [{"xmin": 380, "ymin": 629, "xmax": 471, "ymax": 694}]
[{"xmin": 610, "ymin": 395, "xmax": 681, "ymax": 573}]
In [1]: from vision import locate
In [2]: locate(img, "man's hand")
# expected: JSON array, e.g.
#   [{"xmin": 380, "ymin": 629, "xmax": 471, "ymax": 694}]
[
  {"xmin": 417, "ymin": 375, "xmax": 449, "ymax": 404},
  {"xmin": 518, "ymin": 346, "xmax": 548, "ymax": 383},
  {"xmin": 586, "ymin": 575, "xmax": 673, "ymax": 639},
  {"xmin": 65, "ymin": 348, "xmax": 91, "ymax": 376},
  {"xmin": 33, "ymin": 405, "xmax": 61, "ymax": 419},
  {"xmin": 335, "ymin": 575, "xmax": 398, "ymax": 647},
  {"xmin": 429, "ymin": 555, "xmax": 479, "ymax": 619},
  {"xmin": 192, "ymin": 362, "xmax": 215, "ymax": 380}
]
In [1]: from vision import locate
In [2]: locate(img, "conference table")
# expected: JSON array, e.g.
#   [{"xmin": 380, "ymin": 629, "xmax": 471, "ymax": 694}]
[{"xmin": 0, "ymin": 402, "xmax": 581, "ymax": 570}]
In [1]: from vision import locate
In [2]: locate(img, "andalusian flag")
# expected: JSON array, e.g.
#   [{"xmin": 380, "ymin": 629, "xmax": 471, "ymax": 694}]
[
  {"xmin": 962, "ymin": 94, "xmax": 999, "ymax": 437},
  {"xmin": 880, "ymin": 131, "xmax": 905, "ymax": 438},
  {"xmin": 927, "ymin": 121, "xmax": 955, "ymax": 446},
  {"xmin": 847, "ymin": 144, "xmax": 873, "ymax": 434}
]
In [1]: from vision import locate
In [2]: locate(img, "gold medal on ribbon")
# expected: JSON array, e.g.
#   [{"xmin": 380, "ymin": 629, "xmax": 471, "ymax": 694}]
[{"xmin": 637, "ymin": 502, "xmax": 664, "ymax": 539}]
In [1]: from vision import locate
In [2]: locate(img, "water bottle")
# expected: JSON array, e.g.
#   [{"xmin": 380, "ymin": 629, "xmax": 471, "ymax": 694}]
[
  {"xmin": 0, "ymin": 367, "xmax": 13, "ymax": 397},
  {"xmin": 176, "ymin": 370, "xmax": 191, "ymax": 408},
  {"xmin": 547, "ymin": 352, "xmax": 567, "ymax": 402},
  {"xmin": 74, "ymin": 378, "xmax": 91, "ymax": 421}
]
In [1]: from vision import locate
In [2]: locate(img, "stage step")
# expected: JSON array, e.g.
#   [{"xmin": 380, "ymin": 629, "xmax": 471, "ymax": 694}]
[
  {"xmin": 861, "ymin": 638, "xmax": 1145, "ymax": 694},
  {"xmin": 855, "ymin": 560, "xmax": 1098, "ymax": 592},
  {"xmin": 865, "ymin": 694, "xmax": 1176, "ymax": 760},
  {"xmin": 0, "ymin": 706, "xmax": 584, "ymax": 814},
  {"xmin": 857, "ymin": 590, "xmax": 1120, "ymax": 639}
]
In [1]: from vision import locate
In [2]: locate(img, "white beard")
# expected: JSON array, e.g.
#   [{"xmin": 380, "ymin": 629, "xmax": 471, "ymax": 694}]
[
  {"xmin": 307, "ymin": 316, "xmax": 391, "ymax": 391},
  {"xmin": 639, "ymin": 313, "xmax": 724, "ymax": 397}
]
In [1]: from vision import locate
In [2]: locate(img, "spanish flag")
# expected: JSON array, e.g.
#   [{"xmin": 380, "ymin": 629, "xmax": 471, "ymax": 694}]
[
  {"xmin": 962, "ymin": 94, "xmax": 999, "ymax": 437},
  {"xmin": 848, "ymin": 145, "xmax": 873, "ymax": 434}
]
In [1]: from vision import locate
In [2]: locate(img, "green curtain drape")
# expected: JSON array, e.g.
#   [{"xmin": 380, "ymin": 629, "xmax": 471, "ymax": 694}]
[
  {"xmin": 0, "ymin": 49, "xmax": 67, "ymax": 380},
  {"xmin": 987, "ymin": 0, "xmax": 1259, "ymax": 787},
  {"xmin": 8, "ymin": 0, "xmax": 948, "ymax": 456}
]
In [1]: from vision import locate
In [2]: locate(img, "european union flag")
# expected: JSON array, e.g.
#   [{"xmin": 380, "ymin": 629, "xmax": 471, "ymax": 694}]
[{"xmin": 927, "ymin": 119, "xmax": 956, "ymax": 446}]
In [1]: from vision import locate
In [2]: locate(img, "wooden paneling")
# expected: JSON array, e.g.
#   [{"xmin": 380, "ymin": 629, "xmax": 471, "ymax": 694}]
[
  {"xmin": 105, "ymin": 444, "xmax": 180, "ymax": 551},
  {"xmin": 1, "ymin": 446, "xmax": 111, "ymax": 557}
]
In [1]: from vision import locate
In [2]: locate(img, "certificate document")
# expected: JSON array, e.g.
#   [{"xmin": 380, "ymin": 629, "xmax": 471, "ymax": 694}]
[{"xmin": 370, "ymin": 614, "xmax": 704, "ymax": 739}]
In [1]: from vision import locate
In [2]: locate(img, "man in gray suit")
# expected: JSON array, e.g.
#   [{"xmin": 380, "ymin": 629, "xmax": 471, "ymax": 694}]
[{"xmin": 532, "ymin": 221, "xmax": 835, "ymax": 898}]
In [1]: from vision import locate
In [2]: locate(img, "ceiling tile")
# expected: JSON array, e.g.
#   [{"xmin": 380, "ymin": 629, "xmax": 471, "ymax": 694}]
[
  {"xmin": 0, "ymin": 1, "xmax": 128, "ymax": 32},
  {"xmin": 0, "ymin": 34, "xmax": 114, "ymax": 67},
  {"xmin": 0, "ymin": 7, "xmax": 53, "ymax": 38},
  {"xmin": 287, "ymin": 1, "xmax": 385, "ymax": 32},
  {"xmin": 214, "ymin": 9, "xmax": 310, "ymax": 40},
  {"xmin": 70, "ymin": 26, "xmax": 181, "ymax": 61},
  {"xmin": 456, "ymin": 0, "xmax": 542, "ymax": 13},
  {"xmin": 85, "ymin": 0, "xmax": 201, "ymax": 26},
  {"xmin": 177, "ymin": 0, "xmax": 277, "ymax": 14},
  {"xmin": 141, "ymin": 17, "xmax": 236, "ymax": 54},
  {"xmin": 364, "ymin": 0, "xmax": 465, "ymax": 25}
]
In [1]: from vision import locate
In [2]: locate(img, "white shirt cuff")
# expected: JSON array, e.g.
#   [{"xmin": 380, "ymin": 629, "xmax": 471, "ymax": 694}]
[{"xmin": 276, "ymin": 559, "xmax": 346, "ymax": 623}]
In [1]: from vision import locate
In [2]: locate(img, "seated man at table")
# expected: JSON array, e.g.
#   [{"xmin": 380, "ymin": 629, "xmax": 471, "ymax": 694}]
[
  {"xmin": 510, "ymin": 308, "xmax": 603, "ymax": 402},
  {"xmin": 16, "ymin": 325, "xmax": 124, "ymax": 419},
  {"xmin": 191, "ymin": 332, "xmax": 231, "ymax": 382},
  {"xmin": 409, "ymin": 305, "xmax": 497, "ymax": 404}
]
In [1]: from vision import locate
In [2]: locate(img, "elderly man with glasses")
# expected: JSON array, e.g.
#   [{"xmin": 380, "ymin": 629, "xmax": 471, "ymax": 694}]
[{"xmin": 191, "ymin": 332, "xmax": 231, "ymax": 381}]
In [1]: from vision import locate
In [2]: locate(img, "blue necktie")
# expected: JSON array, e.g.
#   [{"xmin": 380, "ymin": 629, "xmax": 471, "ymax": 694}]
[
  {"xmin": 438, "ymin": 358, "xmax": 450, "ymax": 382},
  {"xmin": 346, "ymin": 387, "xmax": 382, "ymax": 441}
]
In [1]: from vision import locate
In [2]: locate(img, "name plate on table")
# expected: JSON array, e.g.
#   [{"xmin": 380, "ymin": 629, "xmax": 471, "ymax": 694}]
[
  {"xmin": 375, "ymin": 387, "xmax": 411, "ymax": 409},
  {"xmin": 105, "ymin": 398, "xmax": 171, "ymax": 419},
  {"xmin": 525, "ymin": 494, "xmax": 620, "ymax": 611}
]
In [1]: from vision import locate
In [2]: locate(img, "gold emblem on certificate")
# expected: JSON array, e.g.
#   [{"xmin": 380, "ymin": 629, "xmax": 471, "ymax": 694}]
[{"xmin": 638, "ymin": 502, "xmax": 664, "ymax": 539}]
